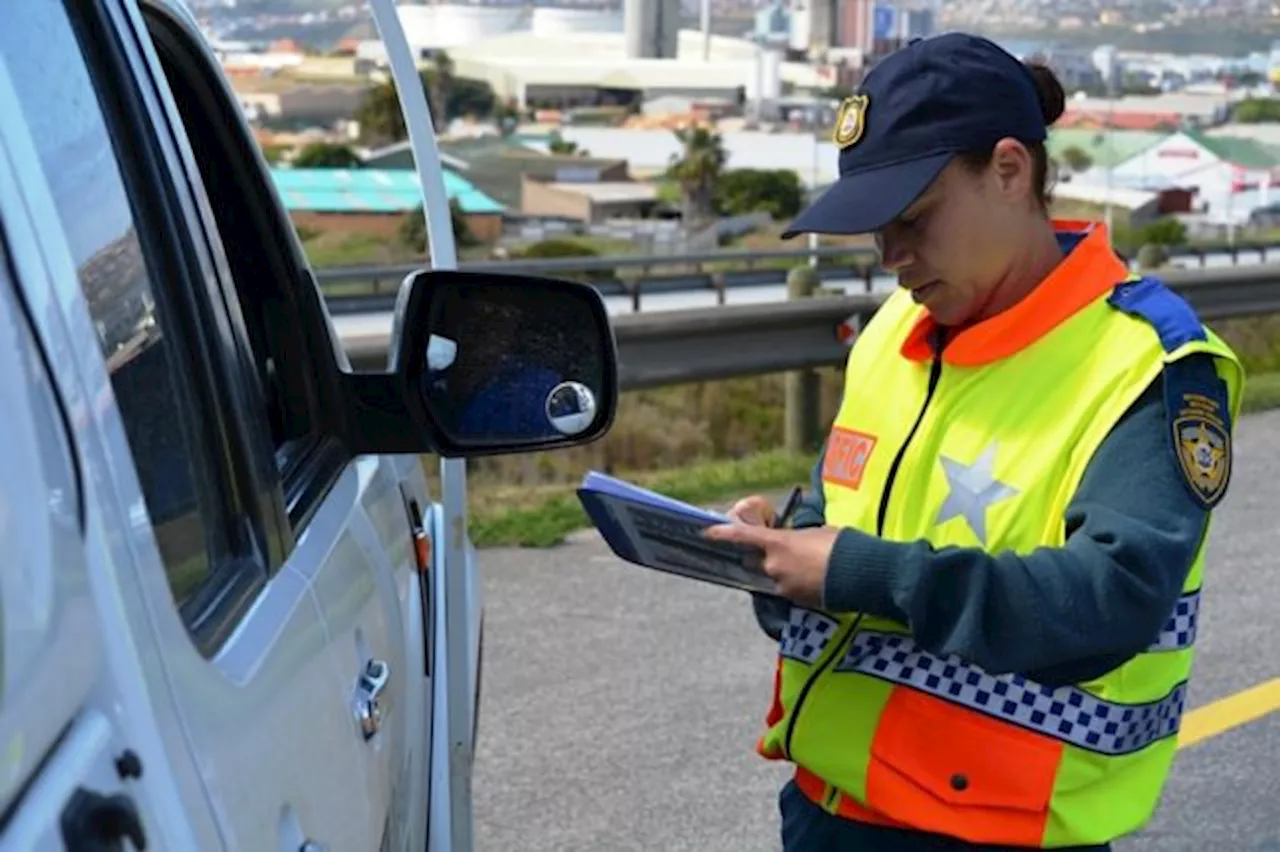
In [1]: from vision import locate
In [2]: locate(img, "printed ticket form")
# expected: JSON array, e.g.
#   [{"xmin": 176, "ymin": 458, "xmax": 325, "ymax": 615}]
[{"xmin": 576, "ymin": 471, "xmax": 776, "ymax": 594}]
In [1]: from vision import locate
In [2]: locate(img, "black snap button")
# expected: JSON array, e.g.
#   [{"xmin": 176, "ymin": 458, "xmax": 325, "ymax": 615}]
[{"xmin": 950, "ymin": 773, "xmax": 968, "ymax": 792}]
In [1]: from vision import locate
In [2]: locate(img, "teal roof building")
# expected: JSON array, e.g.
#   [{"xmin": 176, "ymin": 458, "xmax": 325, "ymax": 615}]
[{"xmin": 269, "ymin": 167, "xmax": 506, "ymax": 215}]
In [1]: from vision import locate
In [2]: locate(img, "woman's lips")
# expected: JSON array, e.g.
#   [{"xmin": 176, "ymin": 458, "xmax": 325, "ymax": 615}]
[{"xmin": 909, "ymin": 280, "xmax": 941, "ymax": 304}]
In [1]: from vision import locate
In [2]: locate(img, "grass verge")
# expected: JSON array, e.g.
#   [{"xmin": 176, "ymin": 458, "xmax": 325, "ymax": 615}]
[
  {"xmin": 462, "ymin": 369, "xmax": 1280, "ymax": 549},
  {"xmin": 466, "ymin": 449, "xmax": 815, "ymax": 548},
  {"xmin": 1241, "ymin": 371, "xmax": 1280, "ymax": 414}
]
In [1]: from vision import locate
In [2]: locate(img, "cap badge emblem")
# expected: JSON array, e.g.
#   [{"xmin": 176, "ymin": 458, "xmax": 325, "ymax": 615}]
[{"xmin": 832, "ymin": 94, "xmax": 869, "ymax": 148}]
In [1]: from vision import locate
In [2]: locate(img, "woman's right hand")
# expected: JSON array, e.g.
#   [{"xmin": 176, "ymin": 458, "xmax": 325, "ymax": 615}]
[{"xmin": 727, "ymin": 494, "xmax": 776, "ymax": 527}]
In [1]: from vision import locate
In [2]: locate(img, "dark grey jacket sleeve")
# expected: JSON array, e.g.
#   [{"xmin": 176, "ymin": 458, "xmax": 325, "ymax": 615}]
[
  {"xmin": 750, "ymin": 441, "xmax": 828, "ymax": 641},
  {"xmin": 821, "ymin": 358, "xmax": 1218, "ymax": 686}
]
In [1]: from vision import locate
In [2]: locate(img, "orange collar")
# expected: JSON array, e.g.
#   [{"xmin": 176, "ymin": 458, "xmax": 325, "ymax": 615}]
[{"xmin": 900, "ymin": 220, "xmax": 1129, "ymax": 366}]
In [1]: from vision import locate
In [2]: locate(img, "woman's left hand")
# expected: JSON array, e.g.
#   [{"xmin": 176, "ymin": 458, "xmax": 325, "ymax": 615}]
[{"xmin": 703, "ymin": 524, "xmax": 841, "ymax": 609}]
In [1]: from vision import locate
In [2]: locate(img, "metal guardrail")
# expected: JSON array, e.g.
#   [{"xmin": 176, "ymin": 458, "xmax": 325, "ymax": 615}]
[
  {"xmin": 316, "ymin": 242, "xmax": 1280, "ymax": 316},
  {"xmin": 339, "ymin": 263, "xmax": 1280, "ymax": 385}
]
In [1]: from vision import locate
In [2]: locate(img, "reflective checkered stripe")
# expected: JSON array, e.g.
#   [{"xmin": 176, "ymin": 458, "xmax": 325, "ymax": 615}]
[
  {"xmin": 837, "ymin": 631, "xmax": 1186, "ymax": 756},
  {"xmin": 778, "ymin": 587, "xmax": 1198, "ymax": 668},
  {"xmin": 779, "ymin": 609, "xmax": 841, "ymax": 665},
  {"xmin": 1148, "ymin": 590, "xmax": 1200, "ymax": 652}
]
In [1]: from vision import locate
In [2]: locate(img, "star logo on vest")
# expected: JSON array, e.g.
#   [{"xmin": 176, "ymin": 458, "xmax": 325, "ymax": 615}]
[{"xmin": 936, "ymin": 443, "xmax": 1019, "ymax": 545}]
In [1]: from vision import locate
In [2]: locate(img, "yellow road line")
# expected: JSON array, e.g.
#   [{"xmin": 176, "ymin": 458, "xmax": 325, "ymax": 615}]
[{"xmin": 1178, "ymin": 678, "xmax": 1280, "ymax": 750}]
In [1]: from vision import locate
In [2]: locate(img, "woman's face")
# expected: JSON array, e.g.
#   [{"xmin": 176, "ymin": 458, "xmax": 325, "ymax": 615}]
[{"xmin": 874, "ymin": 139, "xmax": 1043, "ymax": 327}]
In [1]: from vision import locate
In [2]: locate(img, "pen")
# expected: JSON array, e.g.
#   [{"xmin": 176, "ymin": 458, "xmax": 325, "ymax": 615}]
[{"xmin": 773, "ymin": 485, "xmax": 804, "ymax": 529}]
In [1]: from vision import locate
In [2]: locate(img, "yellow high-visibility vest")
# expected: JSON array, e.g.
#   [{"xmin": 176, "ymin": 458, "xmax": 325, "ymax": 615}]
[{"xmin": 757, "ymin": 224, "xmax": 1244, "ymax": 848}]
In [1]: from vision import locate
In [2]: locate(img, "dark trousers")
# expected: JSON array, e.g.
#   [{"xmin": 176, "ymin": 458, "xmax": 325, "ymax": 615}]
[{"xmin": 780, "ymin": 780, "xmax": 1113, "ymax": 852}]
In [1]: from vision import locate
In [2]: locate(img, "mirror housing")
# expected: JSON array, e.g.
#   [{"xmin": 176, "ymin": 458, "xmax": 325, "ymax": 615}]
[{"xmin": 334, "ymin": 269, "xmax": 619, "ymax": 458}]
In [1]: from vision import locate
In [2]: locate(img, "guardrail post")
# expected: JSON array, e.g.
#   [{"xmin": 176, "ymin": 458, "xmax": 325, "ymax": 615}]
[
  {"xmin": 711, "ymin": 271, "xmax": 727, "ymax": 306},
  {"xmin": 785, "ymin": 266, "xmax": 822, "ymax": 454},
  {"xmin": 1136, "ymin": 243, "xmax": 1167, "ymax": 271}
]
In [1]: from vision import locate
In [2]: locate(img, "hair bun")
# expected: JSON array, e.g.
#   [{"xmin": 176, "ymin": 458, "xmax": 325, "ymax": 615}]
[{"xmin": 1023, "ymin": 61, "xmax": 1066, "ymax": 126}]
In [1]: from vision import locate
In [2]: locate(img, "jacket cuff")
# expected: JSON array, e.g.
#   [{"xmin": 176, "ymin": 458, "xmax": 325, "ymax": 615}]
[
  {"xmin": 822, "ymin": 528, "xmax": 904, "ymax": 617},
  {"xmin": 791, "ymin": 506, "xmax": 825, "ymax": 529}
]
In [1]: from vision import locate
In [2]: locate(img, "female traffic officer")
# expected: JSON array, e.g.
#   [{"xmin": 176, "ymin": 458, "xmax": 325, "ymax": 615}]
[{"xmin": 705, "ymin": 32, "xmax": 1245, "ymax": 852}]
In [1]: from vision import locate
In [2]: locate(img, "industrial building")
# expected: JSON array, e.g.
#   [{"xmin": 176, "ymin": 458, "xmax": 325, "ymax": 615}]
[
  {"xmin": 348, "ymin": 1, "xmax": 833, "ymax": 110},
  {"xmin": 270, "ymin": 167, "xmax": 506, "ymax": 242},
  {"xmin": 1099, "ymin": 128, "xmax": 1280, "ymax": 226},
  {"xmin": 525, "ymin": 126, "xmax": 842, "ymax": 184},
  {"xmin": 445, "ymin": 30, "xmax": 816, "ymax": 109}
]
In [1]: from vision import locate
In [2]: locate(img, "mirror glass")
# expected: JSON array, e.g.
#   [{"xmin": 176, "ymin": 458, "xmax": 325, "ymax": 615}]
[{"xmin": 417, "ymin": 275, "xmax": 612, "ymax": 447}]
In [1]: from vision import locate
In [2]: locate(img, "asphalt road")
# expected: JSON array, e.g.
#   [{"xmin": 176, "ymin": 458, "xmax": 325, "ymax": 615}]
[{"xmin": 471, "ymin": 409, "xmax": 1280, "ymax": 852}]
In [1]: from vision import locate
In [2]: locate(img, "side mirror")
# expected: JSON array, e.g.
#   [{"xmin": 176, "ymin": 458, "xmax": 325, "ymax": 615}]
[{"xmin": 337, "ymin": 269, "xmax": 618, "ymax": 458}]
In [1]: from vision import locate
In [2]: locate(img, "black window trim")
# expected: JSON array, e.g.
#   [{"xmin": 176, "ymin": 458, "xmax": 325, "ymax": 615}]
[
  {"xmin": 132, "ymin": 0, "xmax": 352, "ymax": 537},
  {"xmin": 66, "ymin": 0, "xmax": 271, "ymax": 655}
]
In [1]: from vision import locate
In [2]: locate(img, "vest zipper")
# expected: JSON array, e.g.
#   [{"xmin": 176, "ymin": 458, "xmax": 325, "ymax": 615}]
[
  {"xmin": 782, "ymin": 614, "xmax": 863, "ymax": 758},
  {"xmin": 822, "ymin": 783, "xmax": 841, "ymax": 812},
  {"xmin": 781, "ymin": 345, "xmax": 945, "ymax": 762},
  {"xmin": 876, "ymin": 351, "xmax": 945, "ymax": 536}
]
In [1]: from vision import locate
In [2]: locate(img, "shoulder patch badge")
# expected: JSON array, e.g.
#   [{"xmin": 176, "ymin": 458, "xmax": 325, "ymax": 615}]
[
  {"xmin": 823, "ymin": 425, "xmax": 877, "ymax": 491},
  {"xmin": 1172, "ymin": 388, "xmax": 1232, "ymax": 509},
  {"xmin": 832, "ymin": 94, "xmax": 869, "ymax": 148}
]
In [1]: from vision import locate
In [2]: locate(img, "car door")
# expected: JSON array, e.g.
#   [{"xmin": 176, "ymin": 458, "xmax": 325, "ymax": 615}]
[
  {"xmin": 114, "ymin": 1, "xmax": 429, "ymax": 849},
  {"xmin": 3, "ymin": 0, "xmax": 414, "ymax": 848},
  {"xmin": 0, "ymin": 169, "xmax": 159, "ymax": 852},
  {"xmin": 0, "ymin": 5, "xmax": 241, "ymax": 849}
]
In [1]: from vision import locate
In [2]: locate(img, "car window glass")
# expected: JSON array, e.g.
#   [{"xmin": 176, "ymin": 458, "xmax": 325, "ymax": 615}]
[{"xmin": 0, "ymin": 0, "xmax": 232, "ymax": 614}]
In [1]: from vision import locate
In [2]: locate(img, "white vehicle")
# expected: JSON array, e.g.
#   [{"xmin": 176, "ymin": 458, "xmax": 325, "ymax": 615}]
[{"xmin": 0, "ymin": 0, "xmax": 618, "ymax": 849}]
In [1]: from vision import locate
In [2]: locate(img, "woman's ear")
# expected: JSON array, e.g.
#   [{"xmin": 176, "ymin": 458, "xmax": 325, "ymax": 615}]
[{"xmin": 989, "ymin": 137, "xmax": 1036, "ymax": 203}]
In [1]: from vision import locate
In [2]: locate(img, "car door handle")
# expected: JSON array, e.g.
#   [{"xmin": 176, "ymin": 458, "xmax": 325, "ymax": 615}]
[
  {"xmin": 61, "ymin": 787, "xmax": 148, "ymax": 851},
  {"xmin": 354, "ymin": 658, "xmax": 390, "ymax": 741}
]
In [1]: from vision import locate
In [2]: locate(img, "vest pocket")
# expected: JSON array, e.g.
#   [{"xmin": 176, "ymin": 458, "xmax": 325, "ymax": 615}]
[{"xmin": 865, "ymin": 687, "xmax": 1064, "ymax": 845}]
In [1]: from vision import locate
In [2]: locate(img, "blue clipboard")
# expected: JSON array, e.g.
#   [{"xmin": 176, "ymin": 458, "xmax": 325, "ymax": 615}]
[{"xmin": 575, "ymin": 471, "xmax": 775, "ymax": 594}]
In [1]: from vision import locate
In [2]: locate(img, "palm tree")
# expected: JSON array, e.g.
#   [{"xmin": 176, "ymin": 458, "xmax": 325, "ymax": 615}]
[
  {"xmin": 354, "ymin": 80, "xmax": 406, "ymax": 145},
  {"xmin": 428, "ymin": 50, "xmax": 454, "ymax": 126},
  {"xmin": 668, "ymin": 127, "xmax": 726, "ymax": 225}
]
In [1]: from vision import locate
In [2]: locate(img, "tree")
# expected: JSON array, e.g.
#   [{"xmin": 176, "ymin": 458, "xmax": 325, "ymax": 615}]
[
  {"xmin": 427, "ymin": 50, "xmax": 453, "ymax": 128},
  {"xmin": 1134, "ymin": 216, "xmax": 1187, "ymax": 247},
  {"xmin": 399, "ymin": 199, "xmax": 477, "ymax": 251},
  {"xmin": 668, "ymin": 127, "xmax": 727, "ymax": 225},
  {"xmin": 260, "ymin": 144, "xmax": 290, "ymax": 164},
  {"xmin": 547, "ymin": 132, "xmax": 588, "ymax": 156},
  {"xmin": 1232, "ymin": 97, "xmax": 1280, "ymax": 123},
  {"xmin": 447, "ymin": 77, "xmax": 496, "ymax": 120},
  {"xmin": 355, "ymin": 65, "xmax": 499, "ymax": 145},
  {"xmin": 355, "ymin": 80, "xmax": 406, "ymax": 146},
  {"xmin": 716, "ymin": 169, "xmax": 804, "ymax": 219},
  {"xmin": 292, "ymin": 142, "xmax": 361, "ymax": 168},
  {"xmin": 519, "ymin": 238, "xmax": 598, "ymax": 258},
  {"xmin": 1059, "ymin": 145, "xmax": 1094, "ymax": 173}
]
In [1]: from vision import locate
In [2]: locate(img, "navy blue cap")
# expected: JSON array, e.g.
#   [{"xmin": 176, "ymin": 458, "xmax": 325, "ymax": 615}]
[{"xmin": 782, "ymin": 33, "xmax": 1049, "ymax": 238}]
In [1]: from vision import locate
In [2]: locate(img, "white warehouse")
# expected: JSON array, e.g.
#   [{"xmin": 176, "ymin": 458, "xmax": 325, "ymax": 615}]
[{"xmin": 446, "ymin": 30, "xmax": 823, "ymax": 109}]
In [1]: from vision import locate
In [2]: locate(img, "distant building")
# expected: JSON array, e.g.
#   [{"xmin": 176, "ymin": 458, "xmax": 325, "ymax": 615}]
[
  {"xmin": 366, "ymin": 136, "xmax": 637, "ymax": 215},
  {"xmin": 1047, "ymin": 128, "xmax": 1167, "ymax": 170},
  {"xmin": 521, "ymin": 172, "xmax": 659, "ymax": 223},
  {"xmin": 1104, "ymin": 128, "xmax": 1280, "ymax": 225},
  {"xmin": 1050, "ymin": 182, "xmax": 1165, "ymax": 228},
  {"xmin": 270, "ymin": 166, "xmax": 506, "ymax": 242},
  {"xmin": 445, "ymin": 30, "xmax": 824, "ymax": 110}
]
